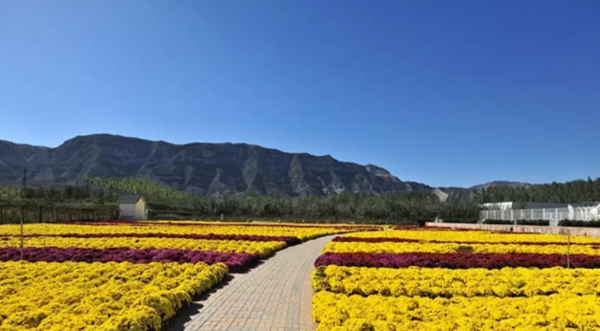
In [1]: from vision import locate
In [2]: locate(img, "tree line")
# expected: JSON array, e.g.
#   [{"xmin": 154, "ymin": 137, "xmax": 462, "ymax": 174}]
[
  {"xmin": 3, "ymin": 175, "xmax": 597, "ymax": 224},
  {"xmin": 0, "ymin": 185, "xmax": 119, "ymax": 224},
  {"xmin": 83, "ymin": 176, "xmax": 480, "ymax": 224},
  {"xmin": 1, "ymin": 184, "xmax": 117, "ymax": 204},
  {"xmin": 482, "ymin": 177, "xmax": 600, "ymax": 204}
]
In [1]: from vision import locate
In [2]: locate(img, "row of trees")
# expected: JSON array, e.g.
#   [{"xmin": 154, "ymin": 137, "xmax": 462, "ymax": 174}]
[
  {"xmin": 482, "ymin": 177, "xmax": 600, "ymax": 204},
  {"xmin": 0, "ymin": 204, "xmax": 119, "ymax": 224},
  {"xmin": 84, "ymin": 177, "xmax": 189, "ymax": 206},
  {"xmin": 5, "ymin": 175, "xmax": 598, "ymax": 224},
  {"xmin": 84, "ymin": 176, "xmax": 480, "ymax": 223},
  {"xmin": 150, "ymin": 193, "xmax": 480, "ymax": 223},
  {"xmin": 0, "ymin": 185, "xmax": 117, "ymax": 205},
  {"xmin": 0, "ymin": 185, "xmax": 119, "ymax": 224}
]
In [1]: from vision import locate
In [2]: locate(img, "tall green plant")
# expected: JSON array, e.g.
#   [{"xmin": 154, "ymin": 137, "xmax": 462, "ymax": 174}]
[{"xmin": 83, "ymin": 176, "xmax": 481, "ymax": 223}]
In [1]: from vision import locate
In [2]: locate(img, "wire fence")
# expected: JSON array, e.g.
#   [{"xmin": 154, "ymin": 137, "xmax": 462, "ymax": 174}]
[
  {"xmin": 0, "ymin": 204, "xmax": 119, "ymax": 224},
  {"xmin": 480, "ymin": 208, "xmax": 596, "ymax": 226}
]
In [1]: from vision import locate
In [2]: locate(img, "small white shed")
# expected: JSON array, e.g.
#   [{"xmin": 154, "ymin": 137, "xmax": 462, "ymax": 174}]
[{"xmin": 118, "ymin": 194, "xmax": 148, "ymax": 220}]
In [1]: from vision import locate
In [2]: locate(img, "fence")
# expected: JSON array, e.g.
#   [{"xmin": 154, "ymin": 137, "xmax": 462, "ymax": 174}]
[
  {"xmin": 480, "ymin": 208, "xmax": 596, "ymax": 226},
  {"xmin": 0, "ymin": 204, "xmax": 119, "ymax": 224}
]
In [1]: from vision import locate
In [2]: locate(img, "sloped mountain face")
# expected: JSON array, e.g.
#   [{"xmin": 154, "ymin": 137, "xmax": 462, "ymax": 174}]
[
  {"xmin": 0, "ymin": 141, "xmax": 50, "ymax": 184},
  {"xmin": 470, "ymin": 181, "xmax": 531, "ymax": 191},
  {"xmin": 0, "ymin": 134, "xmax": 436, "ymax": 197}
]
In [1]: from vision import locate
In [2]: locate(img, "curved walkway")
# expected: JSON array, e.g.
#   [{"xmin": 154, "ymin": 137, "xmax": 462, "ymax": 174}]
[{"xmin": 167, "ymin": 235, "xmax": 334, "ymax": 331}]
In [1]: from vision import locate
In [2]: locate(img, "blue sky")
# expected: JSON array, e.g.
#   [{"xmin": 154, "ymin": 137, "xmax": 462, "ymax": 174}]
[{"xmin": 1, "ymin": 1, "xmax": 599, "ymax": 188}]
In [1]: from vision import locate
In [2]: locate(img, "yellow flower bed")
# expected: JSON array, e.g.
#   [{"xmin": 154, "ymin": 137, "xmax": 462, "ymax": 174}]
[
  {"xmin": 313, "ymin": 291, "xmax": 600, "ymax": 331},
  {"xmin": 0, "ymin": 223, "xmax": 355, "ymax": 241},
  {"xmin": 324, "ymin": 241, "xmax": 598, "ymax": 255},
  {"xmin": 313, "ymin": 265, "xmax": 600, "ymax": 298},
  {"xmin": 0, "ymin": 261, "xmax": 227, "ymax": 331},
  {"xmin": 0, "ymin": 237, "xmax": 285, "ymax": 258},
  {"xmin": 345, "ymin": 229, "xmax": 600, "ymax": 244},
  {"xmin": 314, "ymin": 229, "xmax": 600, "ymax": 330}
]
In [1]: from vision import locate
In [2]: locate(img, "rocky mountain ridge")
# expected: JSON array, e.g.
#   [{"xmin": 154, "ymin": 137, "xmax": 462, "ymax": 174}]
[
  {"xmin": 1, "ymin": 135, "xmax": 535, "ymax": 199},
  {"xmin": 0, "ymin": 134, "xmax": 438, "ymax": 197}
]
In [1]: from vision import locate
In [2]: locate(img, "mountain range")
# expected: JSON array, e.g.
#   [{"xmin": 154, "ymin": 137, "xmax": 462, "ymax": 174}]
[
  {"xmin": 469, "ymin": 181, "xmax": 531, "ymax": 190},
  {"xmin": 0, "ymin": 134, "xmax": 521, "ymax": 198}
]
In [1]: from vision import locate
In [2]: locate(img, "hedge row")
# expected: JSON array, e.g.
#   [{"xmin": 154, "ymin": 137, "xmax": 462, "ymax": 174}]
[
  {"xmin": 484, "ymin": 219, "xmax": 550, "ymax": 226},
  {"xmin": 558, "ymin": 220, "xmax": 600, "ymax": 228}
]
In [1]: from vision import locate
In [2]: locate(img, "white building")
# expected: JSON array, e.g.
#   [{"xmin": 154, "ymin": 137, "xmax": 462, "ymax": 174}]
[
  {"xmin": 481, "ymin": 201, "xmax": 600, "ymax": 223},
  {"xmin": 482, "ymin": 202, "xmax": 569, "ymax": 210},
  {"xmin": 118, "ymin": 194, "xmax": 148, "ymax": 220},
  {"xmin": 569, "ymin": 202, "xmax": 600, "ymax": 221},
  {"xmin": 481, "ymin": 202, "xmax": 515, "ymax": 210}
]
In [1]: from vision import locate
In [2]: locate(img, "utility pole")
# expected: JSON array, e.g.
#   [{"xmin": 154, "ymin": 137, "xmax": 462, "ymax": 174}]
[
  {"xmin": 21, "ymin": 168, "xmax": 26, "ymax": 195},
  {"xmin": 20, "ymin": 168, "xmax": 26, "ymax": 260},
  {"xmin": 567, "ymin": 229, "xmax": 571, "ymax": 269}
]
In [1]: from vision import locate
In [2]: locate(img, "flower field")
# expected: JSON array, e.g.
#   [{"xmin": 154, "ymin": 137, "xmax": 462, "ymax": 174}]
[
  {"xmin": 0, "ymin": 262, "xmax": 227, "ymax": 331},
  {"xmin": 312, "ymin": 228, "xmax": 600, "ymax": 330},
  {"xmin": 323, "ymin": 241, "xmax": 600, "ymax": 255},
  {"xmin": 0, "ymin": 221, "xmax": 368, "ymax": 331}
]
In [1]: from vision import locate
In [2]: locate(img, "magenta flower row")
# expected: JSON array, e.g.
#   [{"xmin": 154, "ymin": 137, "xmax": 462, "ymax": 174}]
[
  {"xmin": 333, "ymin": 236, "xmax": 600, "ymax": 247},
  {"xmin": 0, "ymin": 247, "xmax": 259, "ymax": 272},
  {"xmin": 314, "ymin": 252, "xmax": 600, "ymax": 269}
]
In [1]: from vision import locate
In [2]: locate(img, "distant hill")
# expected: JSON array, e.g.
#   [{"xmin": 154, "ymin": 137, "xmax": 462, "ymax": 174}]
[
  {"xmin": 4, "ymin": 134, "xmax": 585, "ymax": 201},
  {"xmin": 0, "ymin": 134, "xmax": 435, "ymax": 197},
  {"xmin": 470, "ymin": 181, "xmax": 531, "ymax": 191}
]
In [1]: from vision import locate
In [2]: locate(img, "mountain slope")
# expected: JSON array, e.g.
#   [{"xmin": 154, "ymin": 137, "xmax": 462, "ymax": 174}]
[
  {"xmin": 470, "ymin": 181, "xmax": 531, "ymax": 190},
  {"xmin": 0, "ymin": 134, "xmax": 435, "ymax": 197}
]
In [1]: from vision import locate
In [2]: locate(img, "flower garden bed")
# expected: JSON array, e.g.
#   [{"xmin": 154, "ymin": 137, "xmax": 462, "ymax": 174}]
[
  {"xmin": 312, "ymin": 228, "xmax": 600, "ymax": 330},
  {"xmin": 0, "ymin": 221, "xmax": 367, "ymax": 331}
]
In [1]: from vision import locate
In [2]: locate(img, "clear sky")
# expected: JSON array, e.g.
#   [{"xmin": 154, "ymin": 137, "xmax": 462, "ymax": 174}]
[{"xmin": 1, "ymin": 1, "xmax": 599, "ymax": 188}]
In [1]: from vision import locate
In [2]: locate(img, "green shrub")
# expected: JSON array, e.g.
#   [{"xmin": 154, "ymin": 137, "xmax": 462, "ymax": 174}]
[
  {"xmin": 442, "ymin": 219, "xmax": 479, "ymax": 224},
  {"xmin": 558, "ymin": 220, "xmax": 600, "ymax": 227},
  {"xmin": 485, "ymin": 219, "xmax": 550, "ymax": 226}
]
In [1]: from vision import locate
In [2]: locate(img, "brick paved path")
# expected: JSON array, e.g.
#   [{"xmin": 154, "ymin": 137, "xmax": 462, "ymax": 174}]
[{"xmin": 167, "ymin": 235, "xmax": 333, "ymax": 331}]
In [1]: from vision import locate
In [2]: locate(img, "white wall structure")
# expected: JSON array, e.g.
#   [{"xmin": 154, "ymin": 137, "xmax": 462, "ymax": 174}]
[
  {"xmin": 569, "ymin": 203, "xmax": 600, "ymax": 221},
  {"xmin": 480, "ymin": 202, "xmax": 600, "ymax": 226},
  {"xmin": 118, "ymin": 195, "xmax": 148, "ymax": 220},
  {"xmin": 481, "ymin": 202, "xmax": 514, "ymax": 210}
]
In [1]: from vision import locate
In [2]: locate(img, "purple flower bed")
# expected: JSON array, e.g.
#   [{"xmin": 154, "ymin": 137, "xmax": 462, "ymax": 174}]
[
  {"xmin": 314, "ymin": 252, "xmax": 600, "ymax": 269},
  {"xmin": 333, "ymin": 236, "xmax": 600, "ymax": 247},
  {"xmin": 62, "ymin": 220, "xmax": 379, "ymax": 231},
  {"xmin": 0, "ymin": 247, "xmax": 259, "ymax": 272},
  {"xmin": 12, "ymin": 233, "xmax": 301, "ymax": 246}
]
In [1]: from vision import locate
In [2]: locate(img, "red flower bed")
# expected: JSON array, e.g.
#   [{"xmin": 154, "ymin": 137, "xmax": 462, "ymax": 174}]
[
  {"xmin": 0, "ymin": 247, "xmax": 259, "ymax": 272},
  {"xmin": 314, "ymin": 252, "xmax": 600, "ymax": 269},
  {"xmin": 333, "ymin": 236, "xmax": 600, "ymax": 247},
  {"xmin": 8, "ymin": 233, "xmax": 302, "ymax": 246}
]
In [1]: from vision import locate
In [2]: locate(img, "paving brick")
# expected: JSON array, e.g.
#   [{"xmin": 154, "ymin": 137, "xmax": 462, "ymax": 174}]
[{"xmin": 167, "ymin": 235, "xmax": 332, "ymax": 331}]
